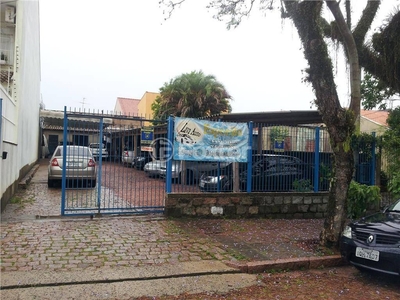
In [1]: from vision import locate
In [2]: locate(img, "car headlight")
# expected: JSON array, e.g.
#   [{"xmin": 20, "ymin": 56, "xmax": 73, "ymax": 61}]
[
  {"xmin": 210, "ymin": 175, "xmax": 226, "ymax": 184},
  {"xmin": 342, "ymin": 225, "xmax": 352, "ymax": 239}
]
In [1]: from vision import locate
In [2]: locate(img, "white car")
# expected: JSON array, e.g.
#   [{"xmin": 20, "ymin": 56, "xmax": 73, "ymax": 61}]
[{"xmin": 89, "ymin": 143, "xmax": 109, "ymax": 161}]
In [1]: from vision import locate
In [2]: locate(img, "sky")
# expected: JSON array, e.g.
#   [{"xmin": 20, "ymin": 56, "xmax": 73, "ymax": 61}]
[{"xmin": 39, "ymin": 0, "xmax": 399, "ymax": 114}]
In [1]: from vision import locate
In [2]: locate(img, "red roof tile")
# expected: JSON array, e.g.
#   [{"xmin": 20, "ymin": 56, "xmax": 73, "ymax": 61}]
[
  {"xmin": 361, "ymin": 110, "xmax": 389, "ymax": 127},
  {"xmin": 115, "ymin": 97, "xmax": 140, "ymax": 116}
]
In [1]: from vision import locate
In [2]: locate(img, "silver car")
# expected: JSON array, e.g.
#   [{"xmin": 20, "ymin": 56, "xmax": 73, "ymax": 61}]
[
  {"xmin": 143, "ymin": 160, "xmax": 166, "ymax": 178},
  {"xmin": 121, "ymin": 148, "xmax": 135, "ymax": 167},
  {"xmin": 48, "ymin": 145, "xmax": 97, "ymax": 188},
  {"xmin": 89, "ymin": 143, "xmax": 109, "ymax": 161}
]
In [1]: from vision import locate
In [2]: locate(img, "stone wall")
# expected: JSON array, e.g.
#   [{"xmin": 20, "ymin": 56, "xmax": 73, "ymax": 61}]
[{"xmin": 165, "ymin": 192, "xmax": 329, "ymax": 219}]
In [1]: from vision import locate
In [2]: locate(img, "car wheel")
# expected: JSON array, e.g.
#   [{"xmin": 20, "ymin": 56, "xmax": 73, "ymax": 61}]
[
  {"xmin": 47, "ymin": 179, "xmax": 53, "ymax": 188},
  {"xmin": 91, "ymin": 180, "xmax": 96, "ymax": 188}
]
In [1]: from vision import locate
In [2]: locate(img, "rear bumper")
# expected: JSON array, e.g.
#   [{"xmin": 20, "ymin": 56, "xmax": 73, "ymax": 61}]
[{"xmin": 48, "ymin": 168, "xmax": 97, "ymax": 180}]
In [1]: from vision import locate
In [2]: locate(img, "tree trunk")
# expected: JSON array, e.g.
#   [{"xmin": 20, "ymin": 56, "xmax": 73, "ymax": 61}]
[
  {"xmin": 284, "ymin": 1, "xmax": 356, "ymax": 247},
  {"xmin": 320, "ymin": 144, "xmax": 354, "ymax": 247}
]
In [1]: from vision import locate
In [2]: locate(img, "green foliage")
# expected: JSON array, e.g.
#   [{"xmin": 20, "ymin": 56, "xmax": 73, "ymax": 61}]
[
  {"xmin": 388, "ymin": 172, "xmax": 400, "ymax": 198},
  {"xmin": 293, "ymin": 179, "xmax": 312, "ymax": 192},
  {"xmin": 347, "ymin": 180, "xmax": 381, "ymax": 219},
  {"xmin": 381, "ymin": 107, "xmax": 400, "ymax": 198},
  {"xmin": 350, "ymin": 132, "xmax": 380, "ymax": 160},
  {"xmin": 361, "ymin": 72, "xmax": 395, "ymax": 110},
  {"xmin": 269, "ymin": 126, "xmax": 289, "ymax": 143},
  {"xmin": 152, "ymin": 70, "xmax": 232, "ymax": 120},
  {"xmin": 386, "ymin": 106, "xmax": 400, "ymax": 131},
  {"xmin": 319, "ymin": 163, "xmax": 332, "ymax": 181}
]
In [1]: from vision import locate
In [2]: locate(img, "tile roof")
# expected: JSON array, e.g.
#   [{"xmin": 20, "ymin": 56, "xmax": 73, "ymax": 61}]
[
  {"xmin": 115, "ymin": 97, "xmax": 140, "ymax": 116},
  {"xmin": 360, "ymin": 110, "xmax": 389, "ymax": 127}
]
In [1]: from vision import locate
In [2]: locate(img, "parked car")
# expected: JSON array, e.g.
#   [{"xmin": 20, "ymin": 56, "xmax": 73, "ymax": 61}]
[
  {"xmin": 159, "ymin": 160, "xmax": 231, "ymax": 184},
  {"xmin": 144, "ymin": 160, "xmax": 166, "ymax": 178},
  {"xmin": 340, "ymin": 198, "xmax": 400, "ymax": 276},
  {"xmin": 89, "ymin": 143, "xmax": 109, "ymax": 161},
  {"xmin": 121, "ymin": 148, "xmax": 135, "ymax": 167},
  {"xmin": 199, "ymin": 154, "xmax": 312, "ymax": 192},
  {"xmin": 134, "ymin": 152, "xmax": 153, "ymax": 170},
  {"xmin": 48, "ymin": 145, "xmax": 97, "ymax": 188}
]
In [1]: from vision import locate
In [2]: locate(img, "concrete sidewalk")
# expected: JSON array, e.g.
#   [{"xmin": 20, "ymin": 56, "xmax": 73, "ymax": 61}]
[{"xmin": 0, "ymin": 161, "xmax": 344, "ymax": 298}]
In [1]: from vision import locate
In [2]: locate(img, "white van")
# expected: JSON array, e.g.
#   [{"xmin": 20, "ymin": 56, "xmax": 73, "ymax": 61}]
[{"xmin": 42, "ymin": 134, "xmax": 50, "ymax": 158}]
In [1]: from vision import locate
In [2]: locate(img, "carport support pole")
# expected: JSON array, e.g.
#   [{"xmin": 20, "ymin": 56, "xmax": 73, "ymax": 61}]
[
  {"xmin": 313, "ymin": 127, "xmax": 320, "ymax": 193},
  {"xmin": 246, "ymin": 122, "xmax": 253, "ymax": 193},
  {"xmin": 370, "ymin": 132, "xmax": 376, "ymax": 186},
  {"xmin": 166, "ymin": 116, "xmax": 174, "ymax": 194},
  {"xmin": 97, "ymin": 117, "xmax": 104, "ymax": 212},
  {"xmin": 61, "ymin": 106, "xmax": 68, "ymax": 215}
]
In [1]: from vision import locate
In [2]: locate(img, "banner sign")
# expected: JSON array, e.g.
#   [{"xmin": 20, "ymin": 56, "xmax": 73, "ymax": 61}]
[
  {"xmin": 173, "ymin": 117, "xmax": 249, "ymax": 162},
  {"xmin": 141, "ymin": 127, "xmax": 154, "ymax": 152}
]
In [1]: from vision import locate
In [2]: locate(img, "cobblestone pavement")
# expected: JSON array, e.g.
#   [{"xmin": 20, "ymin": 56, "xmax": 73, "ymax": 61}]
[
  {"xmin": 1, "ymin": 160, "xmax": 329, "ymax": 274},
  {"xmin": 0, "ymin": 161, "xmax": 232, "ymax": 273},
  {"xmin": 0, "ymin": 216, "xmax": 235, "ymax": 272}
]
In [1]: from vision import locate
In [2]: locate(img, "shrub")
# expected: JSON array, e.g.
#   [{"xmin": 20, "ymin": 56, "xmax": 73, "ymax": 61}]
[
  {"xmin": 347, "ymin": 180, "xmax": 381, "ymax": 219},
  {"xmin": 388, "ymin": 172, "xmax": 400, "ymax": 198}
]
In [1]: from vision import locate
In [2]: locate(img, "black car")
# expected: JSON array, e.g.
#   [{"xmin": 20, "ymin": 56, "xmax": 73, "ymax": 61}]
[
  {"xmin": 199, "ymin": 154, "xmax": 312, "ymax": 192},
  {"xmin": 134, "ymin": 152, "xmax": 153, "ymax": 170},
  {"xmin": 340, "ymin": 199, "xmax": 400, "ymax": 276}
]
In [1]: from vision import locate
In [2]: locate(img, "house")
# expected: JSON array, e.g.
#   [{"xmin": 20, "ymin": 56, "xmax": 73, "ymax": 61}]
[
  {"xmin": 360, "ymin": 109, "xmax": 389, "ymax": 135},
  {"xmin": 114, "ymin": 97, "xmax": 140, "ymax": 116},
  {"xmin": 114, "ymin": 92, "xmax": 159, "ymax": 120},
  {"xmin": 137, "ymin": 91, "xmax": 159, "ymax": 120},
  {"xmin": 1, "ymin": 0, "xmax": 41, "ymax": 211}
]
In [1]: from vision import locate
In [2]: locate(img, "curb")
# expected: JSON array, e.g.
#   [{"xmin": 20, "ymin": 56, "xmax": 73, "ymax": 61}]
[
  {"xmin": 225, "ymin": 255, "xmax": 346, "ymax": 273},
  {"xmin": 0, "ymin": 261, "xmax": 240, "ymax": 289},
  {"xmin": 18, "ymin": 164, "xmax": 40, "ymax": 189}
]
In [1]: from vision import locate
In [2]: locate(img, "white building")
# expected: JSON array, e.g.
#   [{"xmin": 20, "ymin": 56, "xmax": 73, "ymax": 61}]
[{"xmin": 1, "ymin": 0, "xmax": 41, "ymax": 211}]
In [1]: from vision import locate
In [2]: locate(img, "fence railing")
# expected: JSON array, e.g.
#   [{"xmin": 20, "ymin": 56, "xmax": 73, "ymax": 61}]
[{"xmin": 164, "ymin": 120, "xmax": 378, "ymax": 194}]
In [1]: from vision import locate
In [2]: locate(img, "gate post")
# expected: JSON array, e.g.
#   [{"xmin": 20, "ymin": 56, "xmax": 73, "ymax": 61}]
[
  {"xmin": 246, "ymin": 122, "xmax": 253, "ymax": 193},
  {"xmin": 61, "ymin": 106, "xmax": 68, "ymax": 215},
  {"xmin": 97, "ymin": 117, "xmax": 104, "ymax": 212},
  {"xmin": 313, "ymin": 127, "xmax": 320, "ymax": 192},
  {"xmin": 371, "ymin": 132, "xmax": 376, "ymax": 186},
  {"xmin": 166, "ymin": 116, "xmax": 174, "ymax": 194}
]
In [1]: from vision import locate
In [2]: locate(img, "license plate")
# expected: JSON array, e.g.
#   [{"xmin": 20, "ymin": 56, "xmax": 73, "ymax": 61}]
[
  {"xmin": 66, "ymin": 161, "xmax": 80, "ymax": 168},
  {"xmin": 355, "ymin": 247, "xmax": 379, "ymax": 261},
  {"xmin": 200, "ymin": 182, "xmax": 205, "ymax": 188}
]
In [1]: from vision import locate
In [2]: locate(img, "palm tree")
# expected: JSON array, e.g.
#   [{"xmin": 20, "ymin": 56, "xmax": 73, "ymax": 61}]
[{"xmin": 152, "ymin": 70, "xmax": 232, "ymax": 120}]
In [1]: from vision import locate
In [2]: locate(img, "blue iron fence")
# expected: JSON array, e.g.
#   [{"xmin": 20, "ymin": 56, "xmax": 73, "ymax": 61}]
[
  {"xmin": 163, "ymin": 119, "xmax": 377, "ymax": 194},
  {"xmin": 55, "ymin": 109, "xmax": 379, "ymax": 215},
  {"xmin": 58, "ymin": 108, "xmax": 166, "ymax": 216}
]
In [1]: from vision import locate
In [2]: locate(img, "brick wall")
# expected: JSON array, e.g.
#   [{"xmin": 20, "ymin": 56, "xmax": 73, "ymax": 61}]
[{"xmin": 165, "ymin": 192, "xmax": 329, "ymax": 218}]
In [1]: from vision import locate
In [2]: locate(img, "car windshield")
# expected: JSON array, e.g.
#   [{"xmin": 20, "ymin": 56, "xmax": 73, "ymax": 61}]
[
  {"xmin": 55, "ymin": 146, "xmax": 92, "ymax": 157},
  {"xmin": 386, "ymin": 200, "xmax": 400, "ymax": 212}
]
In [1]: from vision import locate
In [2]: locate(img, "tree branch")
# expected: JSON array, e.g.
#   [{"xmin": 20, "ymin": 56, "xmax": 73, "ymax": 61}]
[
  {"xmin": 326, "ymin": 0, "xmax": 360, "ymax": 120},
  {"xmin": 352, "ymin": 0, "xmax": 380, "ymax": 49}
]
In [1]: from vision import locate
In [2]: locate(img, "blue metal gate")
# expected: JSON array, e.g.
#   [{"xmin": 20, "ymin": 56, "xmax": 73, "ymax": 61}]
[{"xmin": 60, "ymin": 107, "xmax": 166, "ymax": 216}]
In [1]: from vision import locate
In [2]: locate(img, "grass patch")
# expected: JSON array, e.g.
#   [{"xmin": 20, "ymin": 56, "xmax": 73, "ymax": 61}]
[
  {"xmin": 227, "ymin": 250, "xmax": 247, "ymax": 261},
  {"xmin": 164, "ymin": 220, "xmax": 186, "ymax": 235},
  {"xmin": 10, "ymin": 196, "xmax": 22, "ymax": 204}
]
